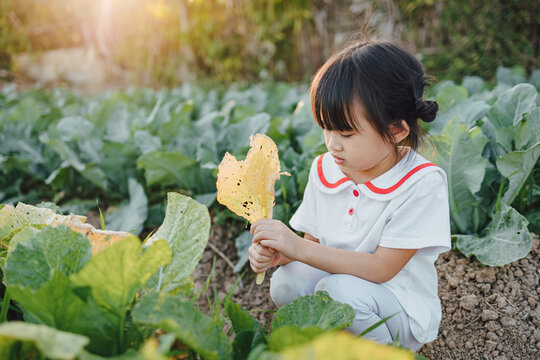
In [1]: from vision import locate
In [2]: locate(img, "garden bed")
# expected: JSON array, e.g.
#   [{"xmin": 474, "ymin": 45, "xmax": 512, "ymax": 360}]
[{"xmin": 192, "ymin": 220, "xmax": 539, "ymax": 360}]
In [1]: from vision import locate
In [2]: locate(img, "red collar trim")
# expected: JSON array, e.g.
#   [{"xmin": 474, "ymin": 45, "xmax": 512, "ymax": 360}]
[
  {"xmin": 317, "ymin": 154, "xmax": 351, "ymax": 188},
  {"xmin": 364, "ymin": 162, "xmax": 437, "ymax": 194},
  {"xmin": 317, "ymin": 153, "xmax": 437, "ymax": 193}
]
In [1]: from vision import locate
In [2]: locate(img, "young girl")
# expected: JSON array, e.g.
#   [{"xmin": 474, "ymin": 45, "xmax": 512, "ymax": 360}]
[{"xmin": 248, "ymin": 39, "xmax": 450, "ymax": 351}]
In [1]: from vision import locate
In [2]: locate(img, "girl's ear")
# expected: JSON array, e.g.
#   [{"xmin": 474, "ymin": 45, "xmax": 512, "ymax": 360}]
[{"xmin": 391, "ymin": 120, "xmax": 410, "ymax": 143}]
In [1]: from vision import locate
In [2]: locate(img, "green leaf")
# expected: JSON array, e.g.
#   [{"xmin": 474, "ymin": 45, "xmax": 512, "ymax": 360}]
[
  {"xmin": 106, "ymin": 178, "xmax": 148, "ymax": 235},
  {"xmin": 71, "ymin": 237, "xmax": 171, "ymax": 319},
  {"xmin": 435, "ymin": 85, "xmax": 468, "ymax": 113},
  {"xmin": 0, "ymin": 321, "xmax": 89, "ymax": 360},
  {"xmin": 57, "ymin": 116, "xmax": 94, "ymax": 142},
  {"xmin": 272, "ymin": 291, "xmax": 355, "ymax": 331},
  {"xmin": 233, "ymin": 231, "xmax": 253, "ymax": 273},
  {"xmin": 226, "ymin": 113, "xmax": 272, "ymax": 148},
  {"xmin": 485, "ymin": 84, "xmax": 537, "ymax": 152},
  {"xmin": 134, "ymin": 130, "xmax": 162, "ymax": 154},
  {"xmin": 132, "ymin": 293, "xmax": 233, "ymax": 360},
  {"xmin": 136, "ymin": 150, "xmax": 196, "ymax": 188},
  {"xmin": 455, "ymin": 205, "xmax": 532, "ymax": 266},
  {"xmin": 515, "ymin": 107, "xmax": 540, "ymax": 150},
  {"xmin": 496, "ymin": 143, "xmax": 540, "ymax": 205},
  {"xmin": 423, "ymin": 120, "xmax": 489, "ymax": 233},
  {"xmin": 496, "ymin": 66, "xmax": 526, "ymax": 86},
  {"xmin": 4, "ymin": 226, "xmax": 92, "ymax": 289},
  {"xmin": 225, "ymin": 300, "xmax": 266, "ymax": 360},
  {"xmin": 225, "ymin": 300, "xmax": 264, "ymax": 336},
  {"xmin": 0, "ymin": 224, "xmax": 42, "ymax": 268},
  {"xmin": 267, "ymin": 326, "xmax": 323, "ymax": 352},
  {"xmin": 144, "ymin": 193, "xmax": 210, "ymax": 294},
  {"xmin": 7, "ymin": 271, "xmax": 114, "ymax": 353}
]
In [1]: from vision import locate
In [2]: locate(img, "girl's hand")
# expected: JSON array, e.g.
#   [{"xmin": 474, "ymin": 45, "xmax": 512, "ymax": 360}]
[
  {"xmin": 250, "ymin": 219, "xmax": 302, "ymax": 261},
  {"xmin": 248, "ymin": 242, "xmax": 282, "ymax": 273}
]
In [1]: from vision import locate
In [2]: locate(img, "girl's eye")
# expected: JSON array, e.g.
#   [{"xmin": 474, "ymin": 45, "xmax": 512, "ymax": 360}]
[{"xmin": 340, "ymin": 133, "xmax": 353, "ymax": 138}]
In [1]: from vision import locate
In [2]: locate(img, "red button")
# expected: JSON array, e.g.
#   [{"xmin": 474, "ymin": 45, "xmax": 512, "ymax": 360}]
[
  {"xmin": 348, "ymin": 208, "xmax": 354, "ymax": 215},
  {"xmin": 353, "ymin": 190, "xmax": 359, "ymax": 197}
]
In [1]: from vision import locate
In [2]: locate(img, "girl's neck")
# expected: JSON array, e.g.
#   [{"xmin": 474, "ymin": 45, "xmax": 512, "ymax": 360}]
[{"xmin": 343, "ymin": 147, "xmax": 410, "ymax": 185}]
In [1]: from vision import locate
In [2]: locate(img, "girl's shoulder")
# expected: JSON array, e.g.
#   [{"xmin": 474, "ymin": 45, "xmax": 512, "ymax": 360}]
[{"xmin": 309, "ymin": 151, "xmax": 447, "ymax": 200}]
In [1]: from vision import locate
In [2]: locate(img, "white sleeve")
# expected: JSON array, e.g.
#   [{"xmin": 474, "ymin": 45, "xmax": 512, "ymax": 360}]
[
  {"xmin": 289, "ymin": 159, "xmax": 319, "ymax": 238},
  {"xmin": 379, "ymin": 172, "xmax": 451, "ymax": 255}
]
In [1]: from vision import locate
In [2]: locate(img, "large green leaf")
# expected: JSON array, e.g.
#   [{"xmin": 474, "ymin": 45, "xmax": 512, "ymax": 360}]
[
  {"xmin": 435, "ymin": 85, "xmax": 469, "ymax": 113},
  {"xmin": 484, "ymin": 84, "xmax": 537, "ymax": 152},
  {"xmin": 423, "ymin": 119, "xmax": 489, "ymax": 233},
  {"xmin": 225, "ymin": 300, "xmax": 266, "ymax": 360},
  {"xmin": 226, "ymin": 113, "xmax": 272, "ymax": 149},
  {"xmin": 0, "ymin": 321, "xmax": 89, "ymax": 360},
  {"xmin": 132, "ymin": 293, "xmax": 233, "ymax": 360},
  {"xmin": 515, "ymin": 107, "xmax": 540, "ymax": 150},
  {"xmin": 106, "ymin": 178, "xmax": 148, "ymax": 235},
  {"xmin": 144, "ymin": 193, "xmax": 210, "ymax": 294},
  {"xmin": 496, "ymin": 143, "xmax": 540, "ymax": 205},
  {"xmin": 136, "ymin": 150, "xmax": 196, "ymax": 187},
  {"xmin": 71, "ymin": 236, "xmax": 171, "ymax": 320},
  {"xmin": 7, "ymin": 271, "xmax": 115, "ymax": 353},
  {"xmin": 455, "ymin": 205, "xmax": 532, "ymax": 266},
  {"xmin": 272, "ymin": 291, "xmax": 355, "ymax": 331},
  {"xmin": 4, "ymin": 225, "xmax": 92, "ymax": 289}
]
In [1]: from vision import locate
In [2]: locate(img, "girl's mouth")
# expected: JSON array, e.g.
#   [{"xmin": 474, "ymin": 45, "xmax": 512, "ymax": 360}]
[{"xmin": 332, "ymin": 154, "xmax": 345, "ymax": 165}]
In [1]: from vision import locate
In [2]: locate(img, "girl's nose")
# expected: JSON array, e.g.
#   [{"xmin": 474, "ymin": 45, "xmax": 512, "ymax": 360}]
[{"xmin": 326, "ymin": 132, "xmax": 343, "ymax": 151}]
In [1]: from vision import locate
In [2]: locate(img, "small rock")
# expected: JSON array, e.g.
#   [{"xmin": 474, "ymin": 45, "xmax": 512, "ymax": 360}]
[
  {"xmin": 514, "ymin": 269, "xmax": 523, "ymax": 277},
  {"xmin": 448, "ymin": 276, "xmax": 459, "ymax": 288},
  {"xmin": 495, "ymin": 356, "xmax": 508, "ymax": 360},
  {"xmin": 446, "ymin": 339, "xmax": 456, "ymax": 349},
  {"xmin": 485, "ymin": 321, "xmax": 500, "ymax": 332},
  {"xmin": 480, "ymin": 283, "xmax": 491, "ymax": 293},
  {"xmin": 496, "ymin": 296, "xmax": 507, "ymax": 308},
  {"xmin": 528, "ymin": 297, "xmax": 536, "ymax": 307},
  {"xmin": 460, "ymin": 294, "xmax": 479, "ymax": 311},
  {"xmin": 486, "ymin": 331, "xmax": 498, "ymax": 341},
  {"xmin": 465, "ymin": 341, "xmax": 473, "ymax": 349},
  {"xmin": 481, "ymin": 309, "xmax": 499, "ymax": 321},
  {"xmin": 456, "ymin": 323, "xmax": 463, "ymax": 330},
  {"xmin": 534, "ymin": 329, "xmax": 540, "ymax": 341},
  {"xmin": 476, "ymin": 267, "xmax": 496, "ymax": 283},
  {"xmin": 500, "ymin": 316, "xmax": 516, "ymax": 327}
]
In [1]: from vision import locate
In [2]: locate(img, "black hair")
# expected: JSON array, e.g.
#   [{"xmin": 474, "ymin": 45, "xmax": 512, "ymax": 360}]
[{"xmin": 310, "ymin": 39, "xmax": 438, "ymax": 155}]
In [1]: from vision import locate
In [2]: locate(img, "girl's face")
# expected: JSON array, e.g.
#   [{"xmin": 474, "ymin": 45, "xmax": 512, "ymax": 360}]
[{"xmin": 322, "ymin": 102, "xmax": 408, "ymax": 184}]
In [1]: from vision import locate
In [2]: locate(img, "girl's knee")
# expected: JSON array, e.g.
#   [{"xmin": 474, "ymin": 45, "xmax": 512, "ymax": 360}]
[
  {"xmin": 269, "ymin": 262, "xmax": 326, "ymax": 306},
  {"xmin": 315, "ymin": 274, "xmax": 358, "ymax": 303}
]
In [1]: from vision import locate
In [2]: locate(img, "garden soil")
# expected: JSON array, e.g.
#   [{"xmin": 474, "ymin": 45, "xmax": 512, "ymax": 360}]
[{"xmin": 193, "ymin": 220, "xmax": 539, "ymax": 360}]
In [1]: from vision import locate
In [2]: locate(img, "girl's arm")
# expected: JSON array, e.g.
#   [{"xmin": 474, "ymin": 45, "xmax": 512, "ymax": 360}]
[
  {"xmin": 251, "ymin": 219, "xmax": 416, "ymax": 284},
  {"xmin": 275, "ymin": 233, "xmax": 319, "ymax": 266}
]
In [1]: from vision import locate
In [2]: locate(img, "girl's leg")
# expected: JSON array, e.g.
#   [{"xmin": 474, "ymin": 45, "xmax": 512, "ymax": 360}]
[
  {"xmin": 314, "ymin": 274, "xmax": 424, "ymax": 352},
  {"xmin": 269, "ymin": 261, "xmax": 329, "ymax": 306}
]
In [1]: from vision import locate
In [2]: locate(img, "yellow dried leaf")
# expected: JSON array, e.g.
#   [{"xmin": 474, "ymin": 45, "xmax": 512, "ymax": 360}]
[
  {"xmin": 216, "ymin": 134, "xmax": 289, "ymax": 224},
  {"xmin": 0, "ymin": 202, "xmax": 130, "ymax": 255}
]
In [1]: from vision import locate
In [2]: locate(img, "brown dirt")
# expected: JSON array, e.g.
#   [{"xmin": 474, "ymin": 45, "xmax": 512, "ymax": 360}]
[{"xmin": 192, "ymin": 217, "xmax": 540, "ymax": 359}]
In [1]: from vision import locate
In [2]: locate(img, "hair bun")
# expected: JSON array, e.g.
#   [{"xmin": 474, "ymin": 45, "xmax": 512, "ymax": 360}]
[{"xmin": 416, "ymin": 99, "xmax": 438, "ymax": 123}]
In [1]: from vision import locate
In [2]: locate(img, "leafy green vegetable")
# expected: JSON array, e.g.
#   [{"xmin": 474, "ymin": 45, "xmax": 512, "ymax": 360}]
[
  {"xmin": 132, "ymin": 292, "xmax": 233, "ymax": 360},
  {"xmin": 455, "ymin": 204, "xmax": 532, "ymax": 266},
  {"xmin": 424, "ymin": 119, "xmax": 489, "ymax": 234},
  {"xmin": 272, "ymin": 291, "xmax": 355, "ymax": 331},
  {"xmin": 144, "ymin": 193, "xmax": 210, "ymax": 295}
]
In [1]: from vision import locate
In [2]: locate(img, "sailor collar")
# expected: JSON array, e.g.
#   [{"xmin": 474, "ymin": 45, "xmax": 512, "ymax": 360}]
[{"xmin": 314, "ymin": 151, "xmax": 442, "ymax": 200}]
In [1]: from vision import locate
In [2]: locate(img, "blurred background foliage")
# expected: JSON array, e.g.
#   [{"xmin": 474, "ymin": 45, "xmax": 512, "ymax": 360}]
[{"xmin": 0, "ymin": 0, "xmax": 538, "ymax": 87}]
